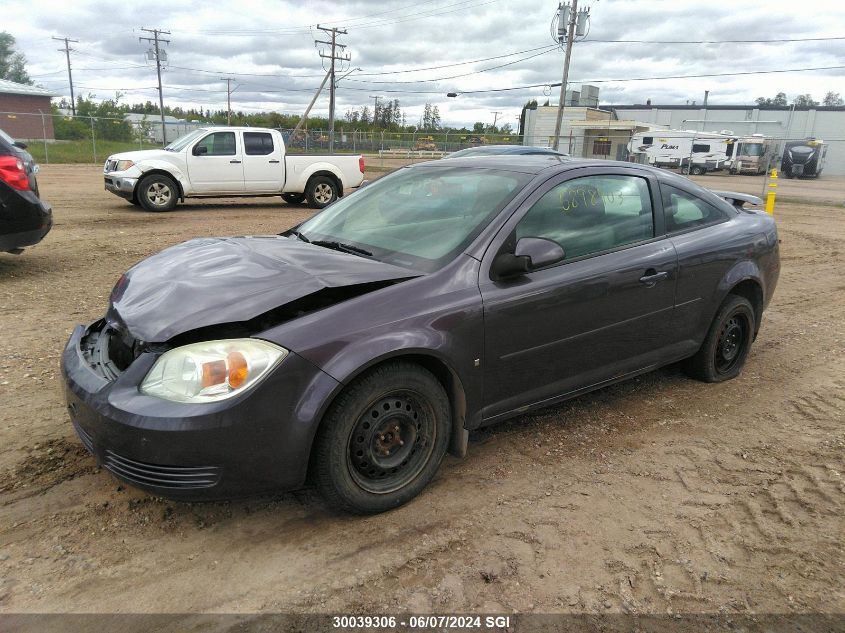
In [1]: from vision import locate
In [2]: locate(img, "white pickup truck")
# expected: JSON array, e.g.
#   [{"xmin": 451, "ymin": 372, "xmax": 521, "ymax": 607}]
[{"xmin": 102, "ymin": 126, "xmax": 364, "ymax": 211}]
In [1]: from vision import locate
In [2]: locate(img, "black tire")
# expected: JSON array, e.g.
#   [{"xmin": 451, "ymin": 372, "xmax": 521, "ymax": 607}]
[
  {"xmin": 312, "ymin": 361, "xmax": 451, "ymax": 514},
  {"xmin": 689, "ymin": 165, "xmax": 706, "ymax": 176},
  {"xmin": 685, "ymin": 295, "xmax": 755, "ymax": 383},
  {"xmin": 282, "ymin": 192, "xmax": 305, "ymax": 205},
  {"xmin": 305, "ymin": 175, "xmax": 339, "ymax": 209},
  {"xmin": 137, "ymin": 174, "xmax": 179, "ymax": 212}
]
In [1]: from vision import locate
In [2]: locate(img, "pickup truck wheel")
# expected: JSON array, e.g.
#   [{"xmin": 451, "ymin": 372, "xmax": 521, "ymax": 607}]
[
  {"xmin": 312, "ymin": 361, "xmax": 451, "ymax": 514},
  {"xmin": 684, "ymin": 295, "xmax": 755, "ymax": 383},
  {"xmin": 137, "ymin": 174, "xmax": 178, "ymax": 212},
  {"xmin": 306, "ymin": 176, "xmax": 338, "ymax": 209},
  {"xmin": 282, "ymin": 193, "xmax": 305, "ymax": 205}
]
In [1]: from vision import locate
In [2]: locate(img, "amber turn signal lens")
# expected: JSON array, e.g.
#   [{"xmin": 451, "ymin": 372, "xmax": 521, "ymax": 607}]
[
  {"xmin": 227, "ymin": 351, "xmax": 249, "ymax": 389},
  {"xmin": 202, "ymin": 359, "xmax": 227, "ymax": 388}
]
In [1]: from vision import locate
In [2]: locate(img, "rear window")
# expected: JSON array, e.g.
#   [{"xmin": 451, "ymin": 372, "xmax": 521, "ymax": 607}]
[
  {"xmin": 661, "ymin": 184, "xmax": 729, "ymax": 233},
  {"xmin": 244, "ymin": 132, "xmax": 274, "ymax": 155}
]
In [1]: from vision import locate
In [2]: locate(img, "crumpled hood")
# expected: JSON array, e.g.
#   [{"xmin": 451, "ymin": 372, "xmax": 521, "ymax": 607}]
[{"xmin": 108, "ymin": 236, "xmax": 418, "ymax": 342}]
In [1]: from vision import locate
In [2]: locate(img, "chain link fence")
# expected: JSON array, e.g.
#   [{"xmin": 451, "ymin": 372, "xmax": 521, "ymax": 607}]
[{"xmin": 2, "ymin": 111, "xmax": 841, "ymax": 194}]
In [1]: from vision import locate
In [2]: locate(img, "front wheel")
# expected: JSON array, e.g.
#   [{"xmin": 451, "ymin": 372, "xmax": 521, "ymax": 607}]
[
  {"xmin": 137, "ymin": 174, "xmax": 179, "ymax": 212},
  {"xmin": 685, "ymin": 295, "xmax": 755, "ymax": 382},
  {"xmin": 282, "ymin": 192, "xmax": 305, "ymax": 205},
  {"xmin": 312, "ymin": 362, "xmax": 451, "ymax": 514},
  {"xmin": 305, "ymin": 175, "xmax": 339, "ymax": 209}
]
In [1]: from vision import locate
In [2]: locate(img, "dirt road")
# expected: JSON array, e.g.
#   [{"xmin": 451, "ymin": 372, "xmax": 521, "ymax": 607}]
[{"xmin": 1, "ymin": 165, "xmax": 843, "ymax": 618}]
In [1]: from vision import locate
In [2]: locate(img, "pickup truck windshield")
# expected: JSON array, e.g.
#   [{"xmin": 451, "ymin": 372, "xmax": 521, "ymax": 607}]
[
  {"xmin": 297, "ymin": 166, "xmax": 530, "ymax": 272},
  {"xmin": 164, "ymin": 129, "xmax": 207, "ymax": 151}
]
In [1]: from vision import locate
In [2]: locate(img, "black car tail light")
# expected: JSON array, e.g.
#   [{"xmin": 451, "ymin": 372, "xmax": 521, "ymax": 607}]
[{"xmin": 0, "ymin": 155, "xmax": 28, "ymax": 190}]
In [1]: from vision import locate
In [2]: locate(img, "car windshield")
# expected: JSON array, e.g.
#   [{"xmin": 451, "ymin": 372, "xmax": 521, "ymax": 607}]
[
  {"xmin": 739, "ymin": 143, "xmax": 764, "ymax": 157},
  {"xmin": 164, "ymin": 129, "xmax": 207, "ymax": 151},
  {"xmin": 0, "ymin": 128, "xmax": 15, "ymax": 145},
  {"xmin": 296, "ymin": 166, "xmax": 531, "ymax": 273}
]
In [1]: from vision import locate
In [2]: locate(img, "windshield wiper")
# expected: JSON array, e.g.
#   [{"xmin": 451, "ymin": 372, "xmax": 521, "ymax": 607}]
[
  {"xmin": 287, "ymin": 229, "xmax": 310, "ymax": 243},
  {"xmin": 311, "ymin": 240, "xmax": 373, "ymax": 258}
]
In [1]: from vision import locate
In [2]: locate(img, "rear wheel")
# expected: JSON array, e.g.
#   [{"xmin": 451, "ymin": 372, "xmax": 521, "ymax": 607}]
[
  {"xmin": 137, "ymin": 174, "xmax": 178, "ymax": 212},
  {"xmin": 312, "ymin": 361, "xmax": 451, "ymax": 514},
  {"xmin": 305, "ymin": 175, "xmax": 338, "ymax": 209},
  {"xmin": 685, "ymin": 295, "xmax": 755, "ymax": 382},
  {"xmin": 282, "ymin": 192, "xmax": 305, "ymax": 205},
  {"xmin": 689, "ymin": 165, "xmax": 706, "ymax": 176}
]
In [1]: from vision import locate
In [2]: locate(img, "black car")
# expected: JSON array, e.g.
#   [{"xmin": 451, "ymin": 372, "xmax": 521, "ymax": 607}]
[
  {"xmin": 63, "ymin": 157, "xmax": 779, "ymax": 513},
  {"xmin": 446, "ymin": 145, "xmax": 569, "ymax": 159},
  {"xmin": 0, "ymin": 128, "xmax": 52, "ymax": 254}
]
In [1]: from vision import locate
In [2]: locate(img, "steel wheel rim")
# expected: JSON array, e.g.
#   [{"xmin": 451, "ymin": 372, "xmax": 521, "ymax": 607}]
[
  {"xmin": 146, "ymin": 182, "xmax": 171, "ymax": 206},
  {"xmin": 314, "ymin": 183, "xmax": 334, "ymax": 204},
  {"xmin": 347, "ymin": 390, "xmax": 436, "ymax": 494},
  {"xmin": 715, "ymin": 313, "xmax": 748, "ymax": 374}
]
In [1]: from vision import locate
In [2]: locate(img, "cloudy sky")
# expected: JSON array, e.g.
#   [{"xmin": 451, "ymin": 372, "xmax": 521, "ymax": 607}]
[{"xmin": 5, "ymin": 0, "xmax": 845, "ymax": 127}]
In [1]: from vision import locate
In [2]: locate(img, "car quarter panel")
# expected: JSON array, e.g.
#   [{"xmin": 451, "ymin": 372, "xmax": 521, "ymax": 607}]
[{"xmin": 667, "ymin": 213, "xmax": 778, "ymax": 347}]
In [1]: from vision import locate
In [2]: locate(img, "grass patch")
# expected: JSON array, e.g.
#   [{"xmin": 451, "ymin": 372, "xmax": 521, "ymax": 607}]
[{"xmin": 28, "ymin": 139, "xmax": 161, "ymax": 164}]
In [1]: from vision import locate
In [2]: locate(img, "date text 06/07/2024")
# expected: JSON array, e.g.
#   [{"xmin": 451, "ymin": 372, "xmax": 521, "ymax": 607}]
[{"xmin": 332, "ymin": 615, "xmax": 512, "ymax": 629}]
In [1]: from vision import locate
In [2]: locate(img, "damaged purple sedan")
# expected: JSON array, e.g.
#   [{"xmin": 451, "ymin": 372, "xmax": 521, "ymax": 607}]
[{"xmin": 62, "ymin": 156, "xmax": 779, "ymax": 513}]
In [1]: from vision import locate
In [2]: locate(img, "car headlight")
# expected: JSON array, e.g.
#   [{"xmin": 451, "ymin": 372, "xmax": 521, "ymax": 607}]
[
  {"xmin": 115, "ymin": 160, "xmax": 135, "ymax": 172},
  {"xmin": 140, "ymin": 339, "xmax": 288, "ymax": 403}
]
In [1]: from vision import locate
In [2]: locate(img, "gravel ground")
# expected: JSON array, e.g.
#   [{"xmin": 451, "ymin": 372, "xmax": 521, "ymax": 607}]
[{"xmin": 0, "ymin": 165, "xmax": 843, "ymax": 622}]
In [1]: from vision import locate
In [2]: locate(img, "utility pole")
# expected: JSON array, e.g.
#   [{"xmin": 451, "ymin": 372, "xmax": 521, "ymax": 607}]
[
  {"xmin": 291, "ymin": 70, "xmax": 332, "ymax": 141},
  {"xmin": 551, "ymin": 1, "xmax": 589, "ymax": 151},
  {"xmin": 490, "ymin": 111, "xmax": 503, "ymax": 130},
  {"xmin": 316, "ymin": 25, "xmax": 350, "ymax": 153},
  {"xmin": 220, "ymin": 77, "xmax": 235, "ymax": 125},
  {"xmin": 139, "ymin": 28, "xmax": 170, "ymax": 145},
  {"xmin": 53, "ymin": 36, "xmax": 79, "ymax": 115}
]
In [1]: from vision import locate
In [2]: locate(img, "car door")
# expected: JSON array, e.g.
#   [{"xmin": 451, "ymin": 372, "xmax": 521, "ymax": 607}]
[
  {"xmin": 242, "ymin": 131, "xmax": 284, "ymax": 192},
  {"xmin": 186, "ymin": 131, "xmax": 244, "ymax": 193},
  {"xmin": 479, "ymin": 167, "xmax": 678, "ymax": 421}
]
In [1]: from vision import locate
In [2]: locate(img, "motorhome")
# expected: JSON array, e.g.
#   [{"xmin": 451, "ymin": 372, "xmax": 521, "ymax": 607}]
[
  {"xmin": 780, "ymin": 138, "xmax": 827, "ymax": 178},
  {"xmin": 728, "ymin": 135, "xmax": 777, "ymax": 175},
  {"xmin": 627, "ymin": 130, "xmax": 737, "ymax": 175}
]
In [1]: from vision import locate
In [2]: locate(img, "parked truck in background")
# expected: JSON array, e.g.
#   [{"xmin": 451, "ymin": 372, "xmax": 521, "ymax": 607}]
[{"xmin": 102, "ymin": 127, "xmax": 365, "ymax": 211}]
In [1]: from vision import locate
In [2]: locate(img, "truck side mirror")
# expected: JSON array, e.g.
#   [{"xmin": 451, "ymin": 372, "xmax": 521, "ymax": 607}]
[{"xmin": 192, "ymin": 145, "xmax": 208, "ymax": 156}]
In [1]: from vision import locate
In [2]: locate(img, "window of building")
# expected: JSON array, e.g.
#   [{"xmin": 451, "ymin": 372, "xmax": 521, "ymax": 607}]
[{"xmin": 592, "ymin": 139, "xmax": 612, "ymax": 156}]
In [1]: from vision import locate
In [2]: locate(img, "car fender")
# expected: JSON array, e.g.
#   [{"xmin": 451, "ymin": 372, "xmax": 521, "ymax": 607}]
[
  {"xmin": 134, "ymin": 160, "xmax": 190, "ymax": 197},
  {"xmin": 704, "ymin": 255, "xmax": 766, "ymax": 331},
  {"xmin": 297, "ymin": 162, "xmax": 346, "ymax": 190}
]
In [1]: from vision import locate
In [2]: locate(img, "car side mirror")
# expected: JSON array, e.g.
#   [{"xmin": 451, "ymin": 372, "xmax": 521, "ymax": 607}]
[
  {"xmin": 192, "ymin": 145, "xmax": 208, "ymax": 156},
  {"xmin": 492, "ymin": 237, "xmax": 565, "ymax": 278},
  {"xmin": 13, "ymin": 140, "xmax": 27, "ymax": 150}
]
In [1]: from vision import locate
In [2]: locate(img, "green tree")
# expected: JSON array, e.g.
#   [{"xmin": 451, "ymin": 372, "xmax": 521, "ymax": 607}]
[
  {"xmin": 755, "ymin": 92, "xmax": 787, "ymax": 106},
  {"xmin": 822, "ymin": 91, "xmax": 843, "ymax": 106},
  {"xmin": 792, "ymin": 93, "xmax": 819, "ymax": 107},
  {"xmin": 472, "ymin": 122, "xmax": 484, "ymax": 133},
  {"xmin": 519, "ymin": 98, "xmax": 538, "ymax": 135},
  {"xmin": 0, "ymin": 32, "xmax": 32, "ymax": 84}
]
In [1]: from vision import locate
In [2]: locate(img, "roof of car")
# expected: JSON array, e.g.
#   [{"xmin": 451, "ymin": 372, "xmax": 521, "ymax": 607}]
[{"xmin": 409, "ymin": 155, "xmax": 663, "ymax": 176}]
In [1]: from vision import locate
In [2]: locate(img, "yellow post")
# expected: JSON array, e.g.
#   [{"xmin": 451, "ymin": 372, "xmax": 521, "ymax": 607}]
[{"xmin": 765, "ymin": 167, "xmax": 777, "ymax": 215}]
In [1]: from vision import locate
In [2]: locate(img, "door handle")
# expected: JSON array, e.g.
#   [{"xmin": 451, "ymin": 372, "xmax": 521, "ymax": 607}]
[
  {"xmin": 639, "ymin": 269, "xmax": 669, "ymax": 286},
  {"xmin": 230, "ymin": 159, "xmax": 242, "ymax": 164},
  {"xmin": 269, "ymin": 159, "xmax": 280, "ymax": 163}
]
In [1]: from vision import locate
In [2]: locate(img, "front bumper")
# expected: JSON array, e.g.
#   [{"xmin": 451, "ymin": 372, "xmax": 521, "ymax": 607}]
[
  {"xmin": 104, "ymin": 174, "xmax": 138, "ymax": 200},
  {"xmin": 61, "ymin": 322, "xmax": 341, "ymax": 500}
]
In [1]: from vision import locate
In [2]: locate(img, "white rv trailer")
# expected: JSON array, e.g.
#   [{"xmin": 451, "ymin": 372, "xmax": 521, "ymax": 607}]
[{"xmin": 627, "ymin": 130, "xmax": 738, "ymax": 175}]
